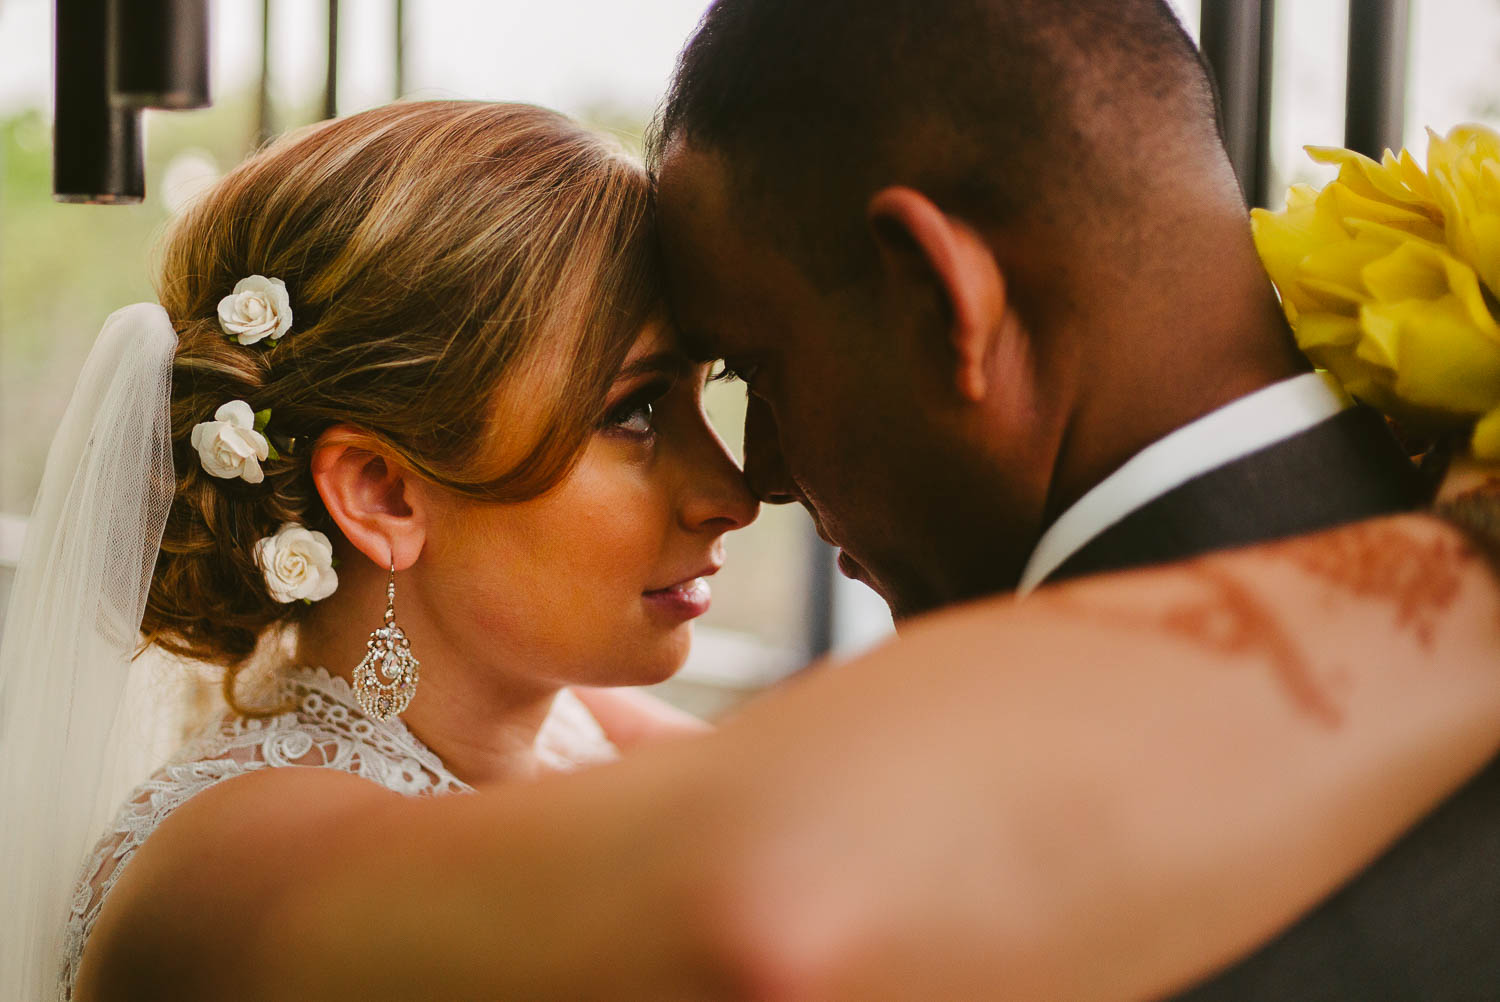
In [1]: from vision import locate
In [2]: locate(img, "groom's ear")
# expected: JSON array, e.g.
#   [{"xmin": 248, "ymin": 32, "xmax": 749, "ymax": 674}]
[
  {"xmin": 310, "ymin": 425, "xmax": 428, "ymax": 572},
  {"xmin": 866, "ymin": 186, "xmax": 1007, "ymax": 403}
]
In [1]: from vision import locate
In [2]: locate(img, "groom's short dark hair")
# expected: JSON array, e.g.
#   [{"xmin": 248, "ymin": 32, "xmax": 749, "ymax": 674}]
[{"xmin": 651, "ymin": 0, "xmax": 1227, "ymax": 284}]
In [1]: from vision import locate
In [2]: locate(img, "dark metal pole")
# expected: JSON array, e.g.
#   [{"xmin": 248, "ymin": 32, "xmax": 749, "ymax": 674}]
[
  {"xmin": 806, "ymin": 532, "xmax": 836, "ymax": 659},
  {"xmin": 1251, "ymin": 0, "xmax": 1276, "ymax": 207},
  {"xmin": 54, "ymin": 0, "xmax": 144, "ymax": 203},
  {"xmin": 323, "ymin": 0, "xmax": 339, "ymax": 120},
  {"xmin": 1199, "ymin": 0, "xmax": 1277, "ymax": 208},
  {"xmin": 1345, "ymin": 0, "xmax": 1411, "ymax": 158},
  {"xmin": 256, "ymin": 0, "xmax": 273, "ymax": 145},
  {"xmin": 394, "ymin": 0, "xmax": 406, "ymax": 99},
  {"xmin": 109, "ymin": 0, "xmax": 210, "ymax": 109}
]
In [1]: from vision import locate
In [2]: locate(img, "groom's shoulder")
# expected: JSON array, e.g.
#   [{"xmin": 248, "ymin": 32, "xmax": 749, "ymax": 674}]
[{"xmin": 1054, "ymin": 406, "xmax": 1426, "ymax": 583}]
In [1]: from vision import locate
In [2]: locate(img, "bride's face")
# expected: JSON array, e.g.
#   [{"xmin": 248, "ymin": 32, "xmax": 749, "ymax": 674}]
[{"xmin": 417, "ymin": 323, "xmax": 758, "ymax": 690}]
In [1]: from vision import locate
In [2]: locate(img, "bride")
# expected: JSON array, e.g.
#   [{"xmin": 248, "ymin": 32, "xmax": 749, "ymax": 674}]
[
  {"xmin": 5, "ymin": 100, "xmax": 754, "ymax": 1000},
  {"xmin": 5, "ymin": 98, "xmax": 1500, "ymax": 1001}
]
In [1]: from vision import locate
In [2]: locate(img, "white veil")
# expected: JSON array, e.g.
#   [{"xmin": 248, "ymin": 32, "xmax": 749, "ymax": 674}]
[{"xmin": 0, "ymin": 304, "xmax": 178, "ymax": 999}]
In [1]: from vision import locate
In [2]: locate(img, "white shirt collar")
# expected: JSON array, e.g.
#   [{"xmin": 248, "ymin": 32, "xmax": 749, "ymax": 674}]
[{"xmin": 1015, "ymin": 372, "xmax": 1353, "ymax": 596}]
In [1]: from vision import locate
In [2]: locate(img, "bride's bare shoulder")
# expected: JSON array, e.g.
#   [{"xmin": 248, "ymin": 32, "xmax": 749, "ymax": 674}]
[{"xmin": 73, "ymin": 767, "xmax": 400, "ymax": 1002}]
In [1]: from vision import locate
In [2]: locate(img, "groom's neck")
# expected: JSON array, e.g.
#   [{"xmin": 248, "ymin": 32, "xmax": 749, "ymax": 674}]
[{"xmin": 1039, "ymin": 213, "xmax": 1310, "ymax": 528}]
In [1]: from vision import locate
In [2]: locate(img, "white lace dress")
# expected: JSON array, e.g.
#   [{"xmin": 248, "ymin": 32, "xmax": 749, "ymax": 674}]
[{"xmin": 59, "ymin": 666, "xmax": 617, "ymax": 998}]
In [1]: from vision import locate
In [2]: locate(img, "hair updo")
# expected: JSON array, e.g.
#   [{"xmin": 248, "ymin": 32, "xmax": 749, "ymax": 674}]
[{"xmin": 142, "ymin": 101, "xmax": 660, "ymax": 677}]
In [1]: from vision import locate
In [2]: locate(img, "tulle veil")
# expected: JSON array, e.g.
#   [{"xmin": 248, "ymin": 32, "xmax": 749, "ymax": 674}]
[{"xmin": 0, "ymin": 304, "xmax": 178, "ymax": 999}]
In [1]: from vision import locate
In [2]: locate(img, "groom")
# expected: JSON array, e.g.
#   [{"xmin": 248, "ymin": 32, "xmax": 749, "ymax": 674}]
[
  {"xmin": 651, "ymin": 0, "xmax": 1492, "ymax": 996},
  {"xmin": 652, "ymin": 0, "xmax": 1424, "ymax": 621}
]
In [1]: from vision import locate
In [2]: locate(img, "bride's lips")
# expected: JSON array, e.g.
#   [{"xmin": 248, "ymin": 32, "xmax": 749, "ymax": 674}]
[{"xmin": 643, "ymin": 566, "xmax": 718, "ymax": 620}]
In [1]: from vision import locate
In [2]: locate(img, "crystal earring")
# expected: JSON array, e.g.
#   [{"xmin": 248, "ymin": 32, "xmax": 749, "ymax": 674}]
[{"xmin": 353, "ymin": 560, "xmax": 420, "ymax": 721}]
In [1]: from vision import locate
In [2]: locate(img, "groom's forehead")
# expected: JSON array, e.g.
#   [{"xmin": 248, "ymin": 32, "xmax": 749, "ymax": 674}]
[
  {"xmin": 658, "ymin": 147, "xmax": 815, "ymax": 346},
  {"xmin": 657, "ymin": 142, "xmax": 878, "ymax": 331},
  {"xmin": 656, "ymin": 146, "xmax": 756, "ymax": 277},
  {"xmin": 657, "ymin": 143, "xmax": 816, "ymax": 274},
  {"xmin": 676, "ymin": 326, "xmax": 728, "ymax": 367}
]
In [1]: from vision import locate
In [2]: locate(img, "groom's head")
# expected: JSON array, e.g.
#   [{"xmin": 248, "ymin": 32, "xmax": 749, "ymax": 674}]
[{"xmin": 652, "ymin": 0, "xmax": 1301, "ymax": 618}]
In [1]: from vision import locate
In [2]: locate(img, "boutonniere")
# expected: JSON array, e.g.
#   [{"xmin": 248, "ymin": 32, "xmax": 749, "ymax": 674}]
[{"xmin": 1253, "ymin": 123, "xmax": 1500, "ymax": 455}]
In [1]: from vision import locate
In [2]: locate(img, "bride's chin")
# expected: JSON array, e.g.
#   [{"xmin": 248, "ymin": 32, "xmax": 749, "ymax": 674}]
[{"xmin": 625, "ymin": 626, "xmax": 693, "ymax": 688}]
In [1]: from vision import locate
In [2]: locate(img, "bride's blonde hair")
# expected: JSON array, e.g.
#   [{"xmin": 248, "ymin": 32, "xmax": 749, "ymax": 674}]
[{"xmin": 142, "ymin": 101, "xmax": 660, "ymax": 678}]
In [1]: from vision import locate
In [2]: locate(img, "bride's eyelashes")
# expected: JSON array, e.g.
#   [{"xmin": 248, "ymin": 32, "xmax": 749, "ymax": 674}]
[{"xmin": 599, "ymin": 379, "xmax": 673, "ymax": 442}]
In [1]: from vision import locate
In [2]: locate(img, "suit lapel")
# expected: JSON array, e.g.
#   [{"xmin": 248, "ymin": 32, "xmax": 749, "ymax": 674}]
[{"xmin": 1048, "ymin": 405, "xmax": 1426, "ymax": 584}]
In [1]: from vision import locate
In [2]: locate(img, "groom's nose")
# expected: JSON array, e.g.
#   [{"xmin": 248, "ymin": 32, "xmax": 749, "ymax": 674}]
[{"xmin": 742, "ymin": 395, "xmax": 800, "ymax": 506}]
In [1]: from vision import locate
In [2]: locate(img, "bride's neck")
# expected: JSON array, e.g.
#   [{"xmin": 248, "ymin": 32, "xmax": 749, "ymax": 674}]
[{"xmin": 294, "ymin": 570, "xmax": 560, "ymax": 787}]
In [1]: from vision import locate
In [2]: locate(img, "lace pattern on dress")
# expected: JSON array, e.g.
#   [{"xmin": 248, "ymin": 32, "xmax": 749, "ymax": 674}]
[{"xmin": 58, "ymin": 666, "xmax": 473, "ymax": 999}]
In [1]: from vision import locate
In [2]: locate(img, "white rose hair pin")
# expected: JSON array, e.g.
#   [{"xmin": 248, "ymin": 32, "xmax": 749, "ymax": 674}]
[
  {"xmin": 192, "ymin": 274, "xmax": 302, "ymax": 481},
  {"xmin": 218, "ymin": 275, "xmax": 293, "ymax": 345},
  {"xmin": 193, "ymin": 276, "xmax": 333, "ymax": 602},
  {"xmin": 190, "ymin": 400, "xmax": 272, "ymax": 483},
  {"xmin": 254, "ymin": 522, "xmax": 339, "ymax": 604}
]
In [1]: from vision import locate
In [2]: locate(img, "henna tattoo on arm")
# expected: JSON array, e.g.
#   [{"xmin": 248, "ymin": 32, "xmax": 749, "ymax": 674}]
[
  {"xmin": 1159, "ymin": 564, "xmax": 1339, "ymax": 725},
  {"xmin": 1040, "ymin": 520, "xmax": 1476, "ymax": 726},
  {"xmin": 1270, "ymin": 523, "xmax": 1466, "ymax": 649},
  {"xmin": 1046, "ymin": 563, "xmax": 1340, "ymax": 725}
]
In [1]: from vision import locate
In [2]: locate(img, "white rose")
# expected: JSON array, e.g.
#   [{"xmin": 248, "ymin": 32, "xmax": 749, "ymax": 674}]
[
  {"xmin": 217, "ymin": 275, "xmax": 293, "ymax": 345},
  {"xmin": 189, "ymin": 400, "xmax": 270, "ymax": 483},
  {"xmin": 253, "ymin": 523, "xmax": 339, "ymax": 603}
]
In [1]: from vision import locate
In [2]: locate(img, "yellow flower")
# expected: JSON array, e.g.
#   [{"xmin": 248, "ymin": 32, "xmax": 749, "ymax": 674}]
[
  {"xmin": 1428, "ymin": 125, "xmax": 1500, "ymax": 298},
  {"xmin": 1252, "ymin": 124, "xmax": 1500, "ymax": 456}
]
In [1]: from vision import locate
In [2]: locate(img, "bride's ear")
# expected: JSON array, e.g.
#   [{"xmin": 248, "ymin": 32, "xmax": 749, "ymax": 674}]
[
  {"xmin": 866, "ymin": 186, "xmax": 1008, "ymax": 403},
  {"xmin": 310, "ymin": 425, "xmax": 428, "ymax": 572}
]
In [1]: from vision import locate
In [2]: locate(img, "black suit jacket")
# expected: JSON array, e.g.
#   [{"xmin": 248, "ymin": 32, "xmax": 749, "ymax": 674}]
[
  {"xmin": 1038, "ymin": 405, "xmax": 1500, "ymax": 998},
  {"xmin": 1048, "ymin": 403, "xmax": 1425, "ymax": 583}
]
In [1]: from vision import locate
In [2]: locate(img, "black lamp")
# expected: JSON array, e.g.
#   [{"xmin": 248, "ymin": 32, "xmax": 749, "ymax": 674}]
[
  {"xmin": 52, "ymin": 0, "xmax": 211, "ymax": 204},
  {"xmin": 53, "ymin": 0, "xmax": 144, "ymax": 204},
  {"xmin": 110, "ymin": 0, "xmax": 211, "ymax": 110}
]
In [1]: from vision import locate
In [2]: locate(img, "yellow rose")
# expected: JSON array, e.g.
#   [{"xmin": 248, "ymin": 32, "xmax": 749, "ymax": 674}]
[
  {"xmin": 1428, "ymin": 125, "xmax": 1500, "ymax": 299},
  {"xmin": 1252, "ymin": 124, "xmax": 1500, "ymax": 456}
]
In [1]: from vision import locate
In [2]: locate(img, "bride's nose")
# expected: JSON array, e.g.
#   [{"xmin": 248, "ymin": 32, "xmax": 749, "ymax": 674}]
[{"xmin": 677, "ymin": 424, "xmax": 760, "ymax": 535}]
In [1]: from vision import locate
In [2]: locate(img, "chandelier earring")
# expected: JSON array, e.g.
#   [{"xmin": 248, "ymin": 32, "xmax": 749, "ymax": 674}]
[{"xmin": 353, "ymin": 559, "xmax": 421, "ymax": 721}]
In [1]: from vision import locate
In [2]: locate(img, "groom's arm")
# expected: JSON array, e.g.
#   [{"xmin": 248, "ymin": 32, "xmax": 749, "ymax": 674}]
[{"xmin": 228, "ymin": 515, "xmax": 1500, "ymax": 1001}]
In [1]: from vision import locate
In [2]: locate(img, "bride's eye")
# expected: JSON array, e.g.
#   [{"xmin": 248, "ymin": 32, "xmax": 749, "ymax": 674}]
[
  {"xmin": 614, "ymin": 401, "xmax": 655, "ymax": 435},
  {"xmin": 601, "ymin": 382, "xmax": 668, "ymax": 439}
]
